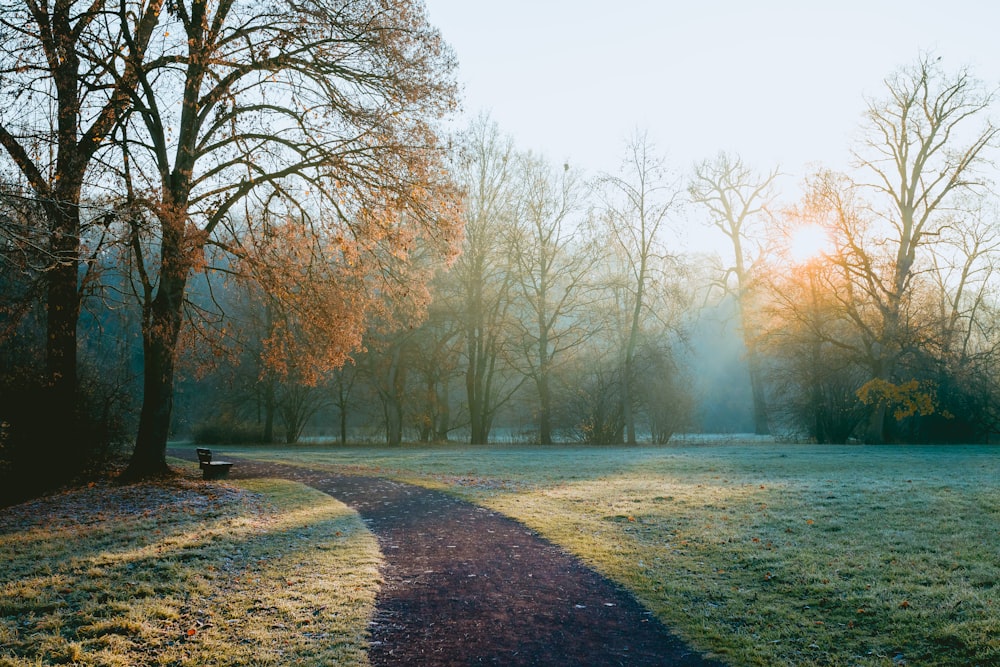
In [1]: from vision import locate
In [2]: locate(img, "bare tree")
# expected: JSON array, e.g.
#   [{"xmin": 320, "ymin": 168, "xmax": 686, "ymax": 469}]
[
  {"xmin": 595, "ymin": 132, "xmax": 682, "ymax": 444},
  {"xmin": 768, "ymin": 170, "xmax": 1000, "ymax": 442},
  {"xmin": 689, "ymin": 152, "xmax": 779, "ymax": 435},
  {"xmin": 846, "ymin": 55, "xmax": 997, "ymax": 442},
  {"xmin": 920, "ymin": 195, "xmax": 1000, "ymax": 440},
  {"xmin": 928, "ymin": 197, "xmax": 1000, "ymax": 365},
  {"xmin": 507, "ymin": 154, "xmax": 594, "ymax": 444},
  {"xmin": 448, "ymin": 116, "xmax": 523, "ymax": 444}
]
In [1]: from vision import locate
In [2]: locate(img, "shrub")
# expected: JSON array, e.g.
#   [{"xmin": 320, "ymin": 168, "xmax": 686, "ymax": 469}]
[
  {"xmin": 0, "ymin": 368, "xmax": 132, "ymax": 506},
  {"xmin": 192, "ymin": 416, "xmax": 265, "ymax": 444}
]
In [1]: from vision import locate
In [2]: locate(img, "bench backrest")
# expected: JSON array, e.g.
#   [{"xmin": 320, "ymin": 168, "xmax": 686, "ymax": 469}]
[{"xmin": 196, "ymin": 448, "xmax": 212, "ymax": 464}]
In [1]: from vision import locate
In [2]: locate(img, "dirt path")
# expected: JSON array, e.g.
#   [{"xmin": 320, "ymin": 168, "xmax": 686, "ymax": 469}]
[{"xmin": 180, "ymin": 453, "xmax": 725, "ymax": 666}]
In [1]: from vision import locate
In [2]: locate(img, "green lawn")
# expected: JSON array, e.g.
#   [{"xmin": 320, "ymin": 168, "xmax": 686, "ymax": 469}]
[
  {"xmin": 0, "ymin": 461, "xmax": 381, "ymax": 667},
  {"xmin": 223, "ymin": 443, "xmax": 1000, "ymax": 666}
]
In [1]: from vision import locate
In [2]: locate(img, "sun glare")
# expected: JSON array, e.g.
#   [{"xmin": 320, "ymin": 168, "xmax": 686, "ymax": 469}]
[{"xmin": 789, "ymin": 224, "xmax": 831, "ymax": 263}]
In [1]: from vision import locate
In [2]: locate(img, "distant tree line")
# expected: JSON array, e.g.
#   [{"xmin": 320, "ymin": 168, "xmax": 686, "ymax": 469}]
[
  {"xmin": 173, "ymin": 117, "xmax": 697, "ymax": 447},
  {"xmin": 181, "ymin": 56, "xmax": 1000, "ymax": 449}
]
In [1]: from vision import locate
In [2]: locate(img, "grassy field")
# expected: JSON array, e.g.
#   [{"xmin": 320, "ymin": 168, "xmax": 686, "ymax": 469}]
[
  {"xmin": 0, "ymin": 461, "xmax": 381, "ymax": 667},
  {"xmin": 223, "ymin": 443, "xmax": 1000, "ymax": 667}
]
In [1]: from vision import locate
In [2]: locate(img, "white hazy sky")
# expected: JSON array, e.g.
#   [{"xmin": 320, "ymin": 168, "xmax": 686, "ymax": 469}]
[{"xmin": 424, "ymin": 1, "xmax": 1000, "ymax": 189}]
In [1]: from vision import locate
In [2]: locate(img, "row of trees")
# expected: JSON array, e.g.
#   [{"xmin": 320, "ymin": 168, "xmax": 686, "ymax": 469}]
[
  {"xmin": 181, "ymin": 117, "xmax": 696, "ymax": 446},
  {"xmin": 3, "ymin": 33, "xmax": 1000, "ymax": 497},
  {"xmin": 195, "ymin": 55, "xmax": 1000, "ymax": 447},
  {"xmin": 187, "ymin": 55, "xmax": 1000, "ymax": 448}
]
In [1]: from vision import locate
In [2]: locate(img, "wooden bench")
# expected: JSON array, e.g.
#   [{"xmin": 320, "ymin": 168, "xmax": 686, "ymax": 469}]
[{"xmin": 196, "ymin": 448, "xmax": 233, "ymax": 480}]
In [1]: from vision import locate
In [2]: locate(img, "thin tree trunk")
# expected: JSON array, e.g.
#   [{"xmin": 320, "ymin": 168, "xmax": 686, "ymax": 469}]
[
  {"xmin": 435, "ymin": 375, "xmax": 450, "ymax": 442},
  {"xmin": 623, "ymin": 281, "xmax": 643, "ymax": 445},
  {"xmin": 537, "ymin": 373, "xmax": 553, "ymax": 445},
  {"xmin": 536, "ymin": 310, "xmax": 554, "ymax": 444},
  {"xmin": 621, "ymin": 359, "xmax": 635, "ymax": 444},
  {"xmin": 339, "ymin": 400, "xmax": 348, "ymax": 445},
  {"xmin": 262, "ymin": 375, "xmax": 275, "ymax": 443}
]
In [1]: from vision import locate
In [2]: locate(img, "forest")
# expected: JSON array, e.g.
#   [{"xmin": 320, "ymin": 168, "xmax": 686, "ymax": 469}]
[{"xmin": 2, "ymin": 0, "xmax": 999, "ymax": 502}]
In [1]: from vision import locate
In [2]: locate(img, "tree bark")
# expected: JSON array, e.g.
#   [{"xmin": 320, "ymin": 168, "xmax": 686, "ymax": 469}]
[
  {"xmin": 263, "ymin": 376, "xmax": 276, "ymax": 443},
  {"xmin": 45, "ymin": 225, "xmax": 80, "ymax": 412},
  {"xmin": 434, "ymin": 375, "xmax": 450, "ymax": 442},
  {"xmin": 623, "ymin": 260, "xmax": 645, "ymax": 445},
  {"xmin": 536, "ymin": 372, "xmax": 553, "ymax": 445},
  {"xmin": 746, "ymin": 347, "xmax": 770, "ymax": 435},
  {"xmin": 123, "ymin": 223, "xmax": 189, "ymax": 480}
]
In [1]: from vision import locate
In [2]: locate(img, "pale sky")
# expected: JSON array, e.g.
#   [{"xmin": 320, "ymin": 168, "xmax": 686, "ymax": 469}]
[{"xmin": 425, "ymin": 1, "xmax": 1000, "ymax": 197}]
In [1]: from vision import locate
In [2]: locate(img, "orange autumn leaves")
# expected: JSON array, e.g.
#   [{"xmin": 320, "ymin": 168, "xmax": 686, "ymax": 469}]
[{"xmin": 227, "ymin": 193, "xmax": 459, "ymax": 386}]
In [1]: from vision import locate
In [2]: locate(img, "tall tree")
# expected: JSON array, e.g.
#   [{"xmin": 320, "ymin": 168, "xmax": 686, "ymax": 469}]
[
  {"xmin": 595, "ymin": 132, "xmax": 682, "ymax": 444},
  {"xmin": 689, "ymin": 152, "xmax": 778, "ymax": 435},
  {"xmin": 0, "ymin": 0, "xmax": 163, "ymax": 411},
  {"xmin": 449, "ymin": 116, "xmax": 523, "ymax": 444},
  {"xmin": 847, "ymin": 55, "xmax": 996, "ymax": 442},
  {"xmin": 507, "ymin": 154, "xmax": 593, "ymax": 444},
  {"xmin": 118, "ymin": 0, "xmax": 460, "ymax": 477}
]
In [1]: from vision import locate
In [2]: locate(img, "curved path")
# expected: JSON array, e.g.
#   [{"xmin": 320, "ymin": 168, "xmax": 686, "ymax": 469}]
[{"xmin": 177, "ymin": 452, "xmax": 725, "ymax": 666}]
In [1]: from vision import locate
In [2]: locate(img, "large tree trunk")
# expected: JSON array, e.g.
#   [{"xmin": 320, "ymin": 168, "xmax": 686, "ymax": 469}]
[
  {"xmin": 44, "ymin": 196, "xmax": 82, "ymax": 424},
  {"xmin": 536, "ymin": 319, "xmax": 553, "ymax": 445},
  {"xmin": 385, "ymin": 397, "xmax": 403, "ymax": 446},
  {"xmin": 123, "ymin": 268, "xmax": 187, "ymax": 480},
  {"xmin": 467, "ymin": 370, "xmax": 484, "ymax": 443},
  {"xmin": 621, "ymin": 361, "xmax": 635, "ymax": 445},
  {"xmin": 865, "ymin": 404, "xmax": 887, "ymax": 444},
  {"xmin": 863, "ymin": 352, "xmax": 893, "ymax": 444},
  {"xmin": 623, "ymin": 258, "xmax": 646, "ymax": 446},
  {"xmin": 466, "ymin": 332, "xmax": 493, "ymax": 444},
  {"xmin": 746, "ymin": 350, "xmax": 770, "ymax": 435},
  {"xmin": 736, "ymin": 247, "xmax": 769, "ymax": 436},
  {"xmin": 381, "ymin": 345, "xmax": 406, "ymax": 446},
  {"xmin": 45, "ymin": 247, "xmax": 79, "ymax": 410}
]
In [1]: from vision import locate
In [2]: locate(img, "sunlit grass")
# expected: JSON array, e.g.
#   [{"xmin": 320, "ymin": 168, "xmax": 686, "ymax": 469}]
[
  {"xmin": 0, "ymin": 461, "xmax": 381, "ymax": 667},
  {"xmin": 230, "ymin": 443, "xmax": 1000, "ymax": 666}
]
